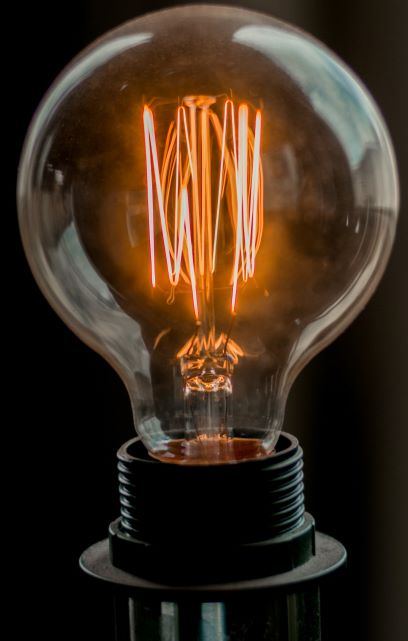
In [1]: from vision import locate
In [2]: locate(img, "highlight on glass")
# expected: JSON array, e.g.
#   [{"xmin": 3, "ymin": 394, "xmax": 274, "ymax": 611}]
[{"xmin": 18, "ymin": 6, "xmax": 399, "ymax": 464}]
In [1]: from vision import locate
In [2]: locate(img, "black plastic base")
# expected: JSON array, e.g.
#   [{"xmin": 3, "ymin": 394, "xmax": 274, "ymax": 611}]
[
  {"xmin": 80, "ymin": 531, "xmax": 346, "ymax": 599},
  {"xmin": 79, "ymin": 432, "xmax": 346, "ymax": 640},
  {"xmin": 111, "ymin": 433, "xmax": 319, "ymax": 583},
  {"xmin": 109, "ymin": 514, "xmax": 316, "ymax": 584},
  {"xmin": 116, "ymin": 433, "xmax": 305, "ymax": 544},
  {"xmin": 80, "ymin": 432, "xmax": 346, "ymax": 592}
]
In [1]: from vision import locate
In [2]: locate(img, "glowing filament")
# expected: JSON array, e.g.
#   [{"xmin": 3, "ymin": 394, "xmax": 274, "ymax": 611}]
[{"xmin": 143, "ymin": 97, "xmax": 263, "ymax": 317}]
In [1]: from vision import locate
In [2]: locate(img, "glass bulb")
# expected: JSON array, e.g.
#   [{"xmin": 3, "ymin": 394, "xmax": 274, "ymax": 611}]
[{"xmin": 18, "ymin": 6, "xmax": 398, "ymax": 464}]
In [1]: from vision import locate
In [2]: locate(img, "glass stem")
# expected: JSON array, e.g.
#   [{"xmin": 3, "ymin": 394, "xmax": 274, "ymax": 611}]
[{"xmin": 184, "ymin": 386, "xmax": 233, "ymax": 441}]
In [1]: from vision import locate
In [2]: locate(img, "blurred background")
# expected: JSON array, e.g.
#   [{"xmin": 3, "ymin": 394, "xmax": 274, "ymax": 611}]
[{"xmin": 11, "ymin": 1, "xmax": 407, "ymax": 640}]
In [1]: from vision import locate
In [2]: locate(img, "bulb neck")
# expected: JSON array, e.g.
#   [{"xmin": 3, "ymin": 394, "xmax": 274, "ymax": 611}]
[{"xmin": 110, "ymin": 432, "xmax": 315, "ymax": 583}]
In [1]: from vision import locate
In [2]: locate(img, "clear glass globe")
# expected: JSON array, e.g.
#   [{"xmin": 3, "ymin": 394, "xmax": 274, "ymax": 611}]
[{"xmin": 18, "ymin": 5, "xmax": 398, "ymax": 463}]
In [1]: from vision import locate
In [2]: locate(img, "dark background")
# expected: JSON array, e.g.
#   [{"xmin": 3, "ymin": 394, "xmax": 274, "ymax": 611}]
[{"xmin": 10, "ymin": 1, "xmax": 407, "ymax": 640}]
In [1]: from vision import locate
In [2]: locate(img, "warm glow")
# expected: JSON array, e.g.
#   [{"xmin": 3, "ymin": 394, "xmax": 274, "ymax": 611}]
[
  {"xmin": 143, "ymin": 97, "xmax": 263, "ymax": 319},
  {"xmin": 176, "ymin": 330, "xmax": 244, "ymax": 364}
]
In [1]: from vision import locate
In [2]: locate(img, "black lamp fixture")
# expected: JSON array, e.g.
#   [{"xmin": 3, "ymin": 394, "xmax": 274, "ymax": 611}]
[{"xmin": 17, "ymin": 6, "xmax": 398, "ymax": 640}]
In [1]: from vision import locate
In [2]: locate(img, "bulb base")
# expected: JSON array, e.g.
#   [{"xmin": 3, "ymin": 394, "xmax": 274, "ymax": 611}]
[
  {"xmin": 118, "ymin": 432, "xmax": 304, "ymax": 542},
  {"xmin": 80, "ymin": 431, "xmax": 346, "ymax": 641},
  {"xmin": 109, "ymin": 513, "xmax": 315, "ymax": 584},
  {"xmin": 103, "ymin": 432, "xmax": 345, "ymax": 584}
]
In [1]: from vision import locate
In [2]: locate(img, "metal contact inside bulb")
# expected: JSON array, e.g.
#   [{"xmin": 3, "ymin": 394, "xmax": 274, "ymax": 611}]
[{"xmin": 150, "ymin": 435, "xmax": 271, "ymax": 464}]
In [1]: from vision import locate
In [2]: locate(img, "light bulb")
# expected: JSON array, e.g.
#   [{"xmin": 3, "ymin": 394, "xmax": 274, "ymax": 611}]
[{"xmin": 18, "ymin": 5, "xmax": 398, "ymax": 464}]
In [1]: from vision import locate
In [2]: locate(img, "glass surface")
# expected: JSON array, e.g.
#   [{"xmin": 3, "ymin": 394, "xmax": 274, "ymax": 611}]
[{"xmin": 18, "ymin": 6, "xmax": 399, "ymax": 463}]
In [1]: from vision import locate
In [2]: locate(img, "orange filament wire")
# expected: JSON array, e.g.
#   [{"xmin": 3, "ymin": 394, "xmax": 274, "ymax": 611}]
[
  {"xmin": 143, "ymin": 98, "xmax": 263, "ymax": 318},
  {"xmin": 176, "ymin": 331, "xmax": 244, "ymax": 364}
]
